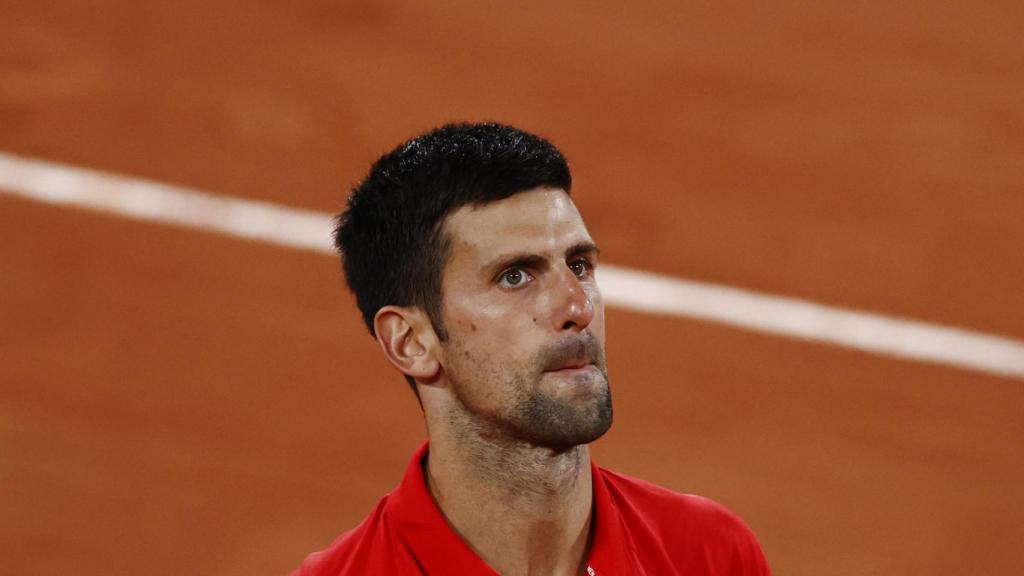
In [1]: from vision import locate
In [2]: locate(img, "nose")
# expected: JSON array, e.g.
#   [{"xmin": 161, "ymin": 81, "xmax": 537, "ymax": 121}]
[{"xmin": 552, "ymin": 267, "xmax": 595, "ymax": 333}]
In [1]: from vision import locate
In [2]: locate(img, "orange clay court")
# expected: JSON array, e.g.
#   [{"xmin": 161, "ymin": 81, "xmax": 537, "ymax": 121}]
[{"xmin": 2, "ymin": 2, "xmax": 1022, "ymax": 575}]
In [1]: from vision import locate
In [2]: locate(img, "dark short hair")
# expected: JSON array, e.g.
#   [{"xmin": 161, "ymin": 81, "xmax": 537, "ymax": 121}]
[{"xmin": 334, "ymin": 122, "xmax": 572, "ymax": 348}]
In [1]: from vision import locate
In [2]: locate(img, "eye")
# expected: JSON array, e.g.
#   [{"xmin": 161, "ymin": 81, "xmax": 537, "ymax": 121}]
[
  {"xmin": 568, "ymin": 259, "xmax": 593, "ymax": 279},
  {"xmin": 498, "ymin": 267, "xmax": 534, "ymax": 288}
]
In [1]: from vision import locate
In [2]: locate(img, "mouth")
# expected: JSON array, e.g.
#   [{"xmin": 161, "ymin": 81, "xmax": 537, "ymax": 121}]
[
  {"xmin": 540, "ymin": 334, "xmax": 604, "ymax": 376},
  {"xmin": 545, "ymin": 360, "xmax": 596, "ymax": 373}
]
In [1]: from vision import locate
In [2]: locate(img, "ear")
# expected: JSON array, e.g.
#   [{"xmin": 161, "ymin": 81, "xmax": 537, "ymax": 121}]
[{"xmin": 373, "ymin": 305, "xmax": 442, "ymax": 383}]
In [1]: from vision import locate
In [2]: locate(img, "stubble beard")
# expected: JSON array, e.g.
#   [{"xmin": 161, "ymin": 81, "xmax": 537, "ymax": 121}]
[
  {"xmin": 510, "ymin": 369, "xmax": 613, "ymax": 450},
  {"xmin": 445, "ymin": 333, "xmax": 614, "ymax": 452}
]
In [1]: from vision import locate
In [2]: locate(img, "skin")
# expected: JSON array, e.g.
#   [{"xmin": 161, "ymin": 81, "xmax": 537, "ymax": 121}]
[{"xmin": 374, "ymin": 187, "xmax": 612, "ymax": 576}]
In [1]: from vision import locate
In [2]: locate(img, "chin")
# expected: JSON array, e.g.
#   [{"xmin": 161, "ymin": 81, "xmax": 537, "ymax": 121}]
[{"xmin": 516, "ymin": 386, "xmax": 614, "ymax": 450}]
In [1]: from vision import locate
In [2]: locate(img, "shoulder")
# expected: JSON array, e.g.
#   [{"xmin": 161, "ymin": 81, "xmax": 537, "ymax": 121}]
[
  {"xmin": 597, "ymin": 467, "xmax": 771, "ymax": 575},
  {"xmin": 289, "ymin": 495, "xmax": 414, "ymax": 576}
]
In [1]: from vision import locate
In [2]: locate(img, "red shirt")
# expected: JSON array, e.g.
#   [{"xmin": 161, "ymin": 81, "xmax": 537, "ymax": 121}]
[{"xmin": 292, "ymin": 442, "xmax": 771, "ymax": 575}]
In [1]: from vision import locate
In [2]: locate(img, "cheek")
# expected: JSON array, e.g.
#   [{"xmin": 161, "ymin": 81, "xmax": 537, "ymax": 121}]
[
  {"xmin": 444, "ymin": 308, "xmax": 541, "ymax": 384},
  {"xmin": 443, "ymin": 328, "xmax": 536, "ymax": 412},
  {"xmin": 447, "ymin": 291, "xmax": 536, "ymax": 340}
]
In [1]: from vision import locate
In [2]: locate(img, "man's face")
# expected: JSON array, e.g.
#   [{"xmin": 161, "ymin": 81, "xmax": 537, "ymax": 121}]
[{"xmin": 435, "ymin": 187, "xmax": 611, "ymax": 450}]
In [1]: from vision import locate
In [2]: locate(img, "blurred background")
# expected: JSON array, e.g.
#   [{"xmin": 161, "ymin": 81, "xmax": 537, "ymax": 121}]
[{"xmin": 2, "ymin": 1, "xmax": 1023, "ymax": 574}]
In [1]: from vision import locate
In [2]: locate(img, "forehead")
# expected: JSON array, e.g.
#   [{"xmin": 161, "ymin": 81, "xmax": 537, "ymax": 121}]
[{"xmin": 442, "ymin": 188, "xmax": 592, "ymax": 261}]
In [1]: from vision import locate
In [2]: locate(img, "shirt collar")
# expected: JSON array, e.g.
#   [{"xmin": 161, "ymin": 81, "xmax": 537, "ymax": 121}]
[
  {"xmin": 387, "ymin": 440, "xmax": 643, "ymax": 575},
  {"xmin": 387, "ymin": 441, "xmax": 499, "ymax": 574},
  {"xmin": 587, "ymin": 455, "xmax": 645, "ymax": 575}
]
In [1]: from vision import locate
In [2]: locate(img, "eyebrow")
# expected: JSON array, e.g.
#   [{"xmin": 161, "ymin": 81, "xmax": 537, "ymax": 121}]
[
  {"xmin": 566, "ymin": 240, "xmax": 600, "ymax": 261},
  {"xmin": 484, "ymin": 240, "xmax": 601, "ymax": 276}
]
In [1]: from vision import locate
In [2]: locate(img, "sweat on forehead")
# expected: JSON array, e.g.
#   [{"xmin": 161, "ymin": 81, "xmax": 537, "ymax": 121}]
[{"xmin": 443, "ymin": 188, "xmax": 590, "ymax": 251}]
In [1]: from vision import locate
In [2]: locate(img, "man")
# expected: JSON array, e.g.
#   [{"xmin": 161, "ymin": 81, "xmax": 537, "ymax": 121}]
[{"xmin": 292, "ymin": 123, "xmax": 770, "ymax": 575}]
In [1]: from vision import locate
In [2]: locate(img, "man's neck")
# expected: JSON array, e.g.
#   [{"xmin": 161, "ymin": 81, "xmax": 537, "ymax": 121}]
[{"xmin": 424, "ymin": 423, "xmax": 595, "ymax": 576}]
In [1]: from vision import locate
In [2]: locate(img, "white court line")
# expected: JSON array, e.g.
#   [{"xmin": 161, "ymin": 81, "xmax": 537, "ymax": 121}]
[{"xmin": 3, "ymin": 150, "xmax": 1023, "ymax": 380}]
